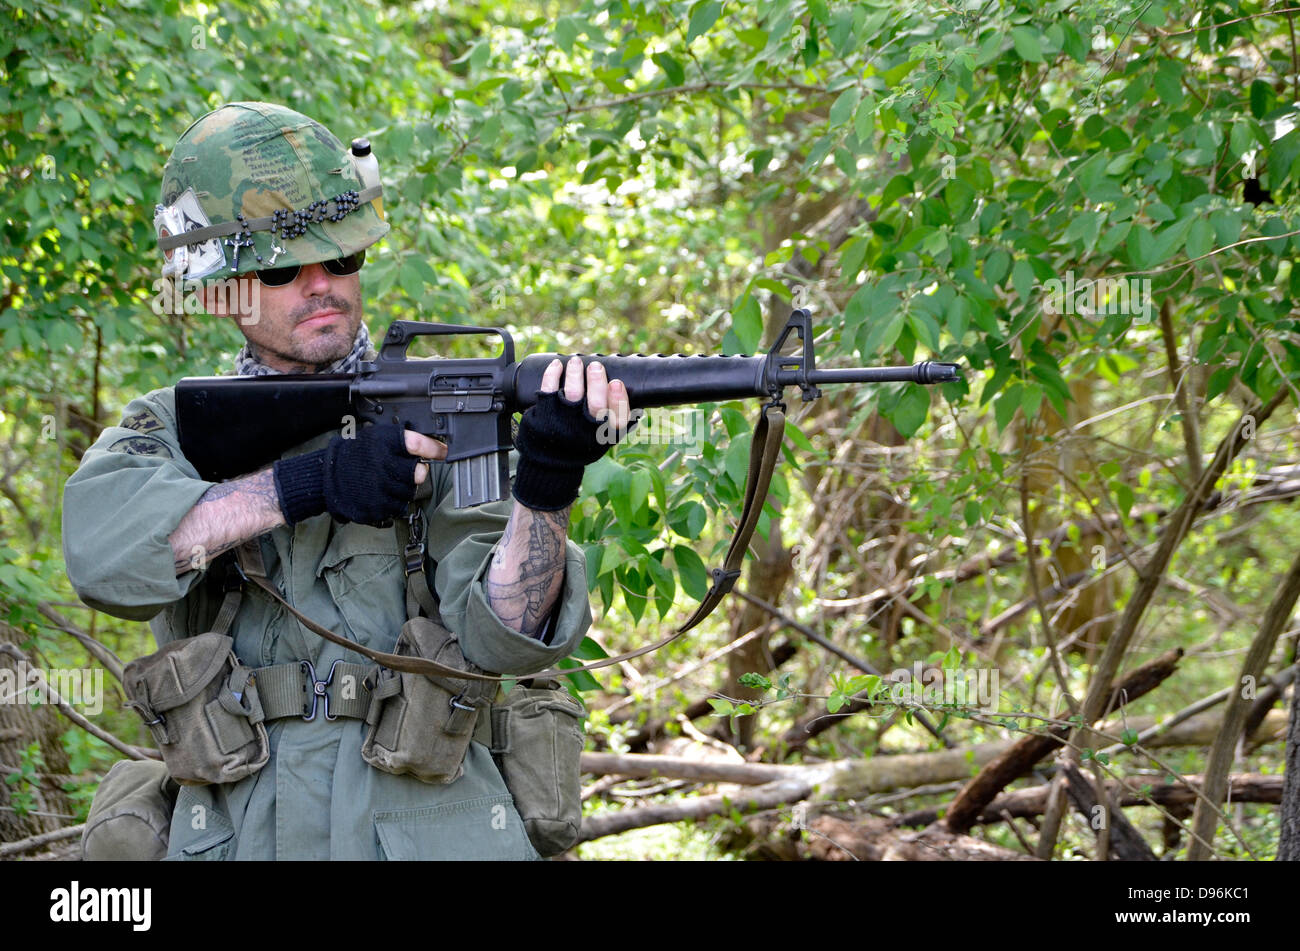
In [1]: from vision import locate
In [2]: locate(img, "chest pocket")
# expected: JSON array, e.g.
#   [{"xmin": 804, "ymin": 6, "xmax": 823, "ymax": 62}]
[{"xmin": 317, "ymin": 523, "xmax": 408, "ymax": 653}]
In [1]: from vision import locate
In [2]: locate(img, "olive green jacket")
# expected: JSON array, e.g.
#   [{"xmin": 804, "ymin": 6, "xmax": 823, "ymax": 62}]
[{"xmin": 62, "ymin": 387, "xmax": 592, "ymax": 860}]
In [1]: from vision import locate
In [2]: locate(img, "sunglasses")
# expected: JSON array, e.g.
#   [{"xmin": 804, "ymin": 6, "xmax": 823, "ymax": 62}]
[{"xmin": 255, "ymin": 250, "xmax": 366, "ymax": 287}]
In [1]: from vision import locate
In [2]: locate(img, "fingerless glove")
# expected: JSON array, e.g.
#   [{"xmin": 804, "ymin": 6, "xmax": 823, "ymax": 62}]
[
  {"xmin": 513, "ymin": 392, "xmax": 619, "ymax": 511},
  {"xmin": 273, "ymin": 423, "xmax": 418, "ymax": 526}
]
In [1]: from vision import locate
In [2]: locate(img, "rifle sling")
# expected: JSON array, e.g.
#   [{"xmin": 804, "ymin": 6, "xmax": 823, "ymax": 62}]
[{"xmin": 234, "ymin": 401, "xmax": 787, "ymax": 684}]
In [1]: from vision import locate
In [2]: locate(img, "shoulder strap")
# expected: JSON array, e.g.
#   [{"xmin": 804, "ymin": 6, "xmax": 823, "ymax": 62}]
[
  {"xmin": 234, "ymin": 401, "xmax": 787, "ymax": 683},
  {"xmin": 207, "ymin": 554, "xmax": 244, "ymax": 636}
]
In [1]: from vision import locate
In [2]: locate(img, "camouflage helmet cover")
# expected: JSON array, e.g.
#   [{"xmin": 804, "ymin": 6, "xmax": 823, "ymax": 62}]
[{"xmin": 155, "ymin": 101, "xmax": 388, "ymax": 282}]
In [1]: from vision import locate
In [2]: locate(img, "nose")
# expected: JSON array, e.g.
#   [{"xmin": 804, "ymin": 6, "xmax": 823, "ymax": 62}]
[{"xmin": 299, "ymin": 262, "xmax": 333, "ymax": 294}]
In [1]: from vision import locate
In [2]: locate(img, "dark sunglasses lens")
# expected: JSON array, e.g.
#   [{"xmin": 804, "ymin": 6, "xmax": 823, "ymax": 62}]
[
  {"xmin": 256, "ymin": 265, "xmax": 300, "ymax": 287},
  {"xmin": 256, "ymin": 251, "xmax": 364, "ymax": 286},
  {"xmin": 323, "ymin": 250, "xmax": 365, "ymax": 276}
]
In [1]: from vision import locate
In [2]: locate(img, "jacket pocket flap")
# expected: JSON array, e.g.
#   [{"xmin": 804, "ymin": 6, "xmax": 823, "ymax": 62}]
[
  {"xmin": 373, "ymin": 796, "xmax": 536, "ymax": 861},
  {"xmin": 317, "ymin": 524, "xmax": 400, "ymax": 573},
  {"xmin": 177, "ymin": 809, "xmax": 235, "ymax": 857}
]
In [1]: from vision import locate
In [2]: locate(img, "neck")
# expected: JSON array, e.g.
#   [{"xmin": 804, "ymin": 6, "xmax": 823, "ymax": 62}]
[{"xmin": 246, "ymin": 342, "xmax": 336, "ymax": 375}]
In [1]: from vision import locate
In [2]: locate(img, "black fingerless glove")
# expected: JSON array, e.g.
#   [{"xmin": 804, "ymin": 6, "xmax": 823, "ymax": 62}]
[
  {"xmin": 513, "ymin": 391, "xmax": 618, "ymax": 511},
  {"xmin": 273, "ymin": 423, "xmax": 418, "ymax": 526}
]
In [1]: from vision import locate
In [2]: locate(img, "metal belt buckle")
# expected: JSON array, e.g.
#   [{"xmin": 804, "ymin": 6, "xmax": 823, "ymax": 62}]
[{"xmin": 301, "ymin": 659, "xmax": 346, "ymax": 722}]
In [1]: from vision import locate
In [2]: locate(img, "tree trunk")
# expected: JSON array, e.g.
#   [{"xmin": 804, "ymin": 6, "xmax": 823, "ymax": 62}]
[
  {"xmin": 1277, "ymin": 673, "xmax": 1300, "ymax": 860},
  {"xmin": 0, "ymin": 626, "xmax": 78, "ymax": 843}
]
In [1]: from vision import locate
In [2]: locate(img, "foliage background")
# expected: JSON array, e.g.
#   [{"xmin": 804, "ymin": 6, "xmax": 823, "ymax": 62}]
[{"xmin": 2, "ymin": 0, "xmax": 1299, "ymax": 860}]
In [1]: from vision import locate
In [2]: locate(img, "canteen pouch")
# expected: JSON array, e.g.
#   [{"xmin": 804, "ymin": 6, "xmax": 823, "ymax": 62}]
[
  {"xmin": 81, "ymin": 758, "xmax": 179, "ymax": 861},
  {"xmin": 362, "ymin": 615, "xmax": 492, "ymax": 784},
  {"xmin": 122, "ymin": 631, "xmax": 269, "ymax": 786},
  {"xmin": 490, "ymin": 680, "xmax": 586, "ymax": 856}
]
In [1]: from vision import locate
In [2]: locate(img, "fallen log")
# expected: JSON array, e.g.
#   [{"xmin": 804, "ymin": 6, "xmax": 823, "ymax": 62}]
[
  {"xmin": 892, "ymin": 773, "xmax": 1285, "ymax": 828},
  {"xmin": 580, "ymin": 709, "xmax": 1290, "ymax": 792}
]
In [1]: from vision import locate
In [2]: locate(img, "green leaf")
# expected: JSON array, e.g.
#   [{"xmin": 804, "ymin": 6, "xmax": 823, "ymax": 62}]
[
  {"xmin": 839, "ymin": 236, "xmax": 870, "ymax": 282},
  {"xmin": 984, "ymin": 249, "xmax": 1010, "ymax": 285},
  {"xmin": 859, "ymin": 309, "xmax": 905, "ymax": 357},
  {"xmin": 1250, "ymin": 80, "xmax": 1274, "ymax": 119},
  {"xmin": 1115, "ymin": 482, "xmax": 1134, "ymax": 519},
  {"xmin": 890, "ymin": 384, "xmax": 930, "ymax": 438},
  {"xmin": 853, "ymin": 97, "xmax": 875, "ymax": 144},
  {"xmin": 570, "ymin": 636, "xmax": 610, "ymax": 661},
  {"xmin": 1011, "ymin": 259, "xmax": 1034, "ymax": 303},
  {"xmin": 558, "ymin": 662, "xmax": 602, "ymax": 694},
  {"xmin": 673, "ymin": 546, "xmax": 710, "ymax": 601},
  {"xmin": 583, "ymin": 457, "xmax": 627, "ymax": 496},
  {"xmin": 652, "ymin": 52, "xmax": 684, "ymax": 86},
  {"xmin": 994, "ymin": 385, "xmax": 1022, "ymax": 432},
  {"xmin": 686, "ymin": 1, "xmax": 722, "ymax": 43},
  {"xmin": 829, "ymin": 87, "xmax": 860, "ymax": 127},
  {"xmin": 723, "ymin": 432, "xmax": 753, "ymax": 488},
  {"xmin": 1185, "ymin": 218, "xmax": 1213, "ymax": 258},
  {"xmin": 1127, "ymin": 225, "xmax": 1155, "ymax": 269},
  {"xmin": 1153, "ymin": 59, "xmax": 1184, "ymax": 106},
  {"xmin": 707, "ymin": 697, "xmax": 735, "ymax": 717},
  {"xmin": 554, "ymin": 16, "xmax": 580, "ymax": 53},
  {"xmin": 669, "ymin": 501, "xmax": 708, "ymax": 540},
  {"xmin": 843, "ymin": 282, "xmax": 873, "ymax": 331},
  {"xmin": 1010, "ymin": 27, "xmax": 1043, "ymax": 63},
  {"xmin": 731, "ymin": 294, "xmax": 763, "ymax": 353},
  {"xmin": 801, "ymin": 135, "xmax": 834, "ymax": 174}
]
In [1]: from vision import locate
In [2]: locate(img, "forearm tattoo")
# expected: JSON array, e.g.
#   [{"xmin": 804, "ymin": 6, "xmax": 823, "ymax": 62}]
[
  {"xmin": 170, "ymin": 468, "xmax": 285, "ymax": 573},
  {"xmin": 486, "ymin": 505, "xmax": 571, "ymax": 638}
]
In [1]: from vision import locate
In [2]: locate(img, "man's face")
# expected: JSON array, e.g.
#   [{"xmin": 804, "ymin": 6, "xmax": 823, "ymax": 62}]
[{"xmin": 207, "ymin": 262, "xmax": 364, "ymax": 374}]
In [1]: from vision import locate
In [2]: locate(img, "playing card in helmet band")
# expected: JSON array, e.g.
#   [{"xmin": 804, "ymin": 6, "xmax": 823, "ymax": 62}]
[{"xmin": 154, "ymin": 187, "xmax": 227, "ymax": 281}]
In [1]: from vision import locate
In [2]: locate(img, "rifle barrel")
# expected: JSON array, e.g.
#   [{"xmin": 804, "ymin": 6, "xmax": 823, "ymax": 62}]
[{"xmin": 792, "ymin": 362, "xmax": 961, "ymax": 386}]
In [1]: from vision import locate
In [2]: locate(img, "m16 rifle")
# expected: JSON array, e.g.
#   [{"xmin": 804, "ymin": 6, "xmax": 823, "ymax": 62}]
[{"xmin": 175, "ymin": 308, "xmax": 960, "ymax": 507}]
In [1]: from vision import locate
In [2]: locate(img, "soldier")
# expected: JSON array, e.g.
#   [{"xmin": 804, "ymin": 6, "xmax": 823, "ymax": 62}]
[{"xmin": 63, "ymin": 102, "xmax": 629, "ymax": 859}]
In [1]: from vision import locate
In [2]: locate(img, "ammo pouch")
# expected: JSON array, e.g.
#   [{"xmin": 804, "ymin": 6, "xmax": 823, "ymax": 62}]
[
  {"xmin": 361, "ymin": 614, "xmax": 494, "ymax": 785},
  {"xmin": 122, "ymin": 631, "xmax": 269, "ymax": 786},
  {"xmin": 489, "ymin": 679, "xmax": 586, "ymax": 857},
  {"xmin": 81, "ymin": 758, "xmax": 179, "ymax": 861}
]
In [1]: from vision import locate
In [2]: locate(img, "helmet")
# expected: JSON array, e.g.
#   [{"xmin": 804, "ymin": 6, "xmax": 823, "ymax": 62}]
[{"xmin": 154, "ymin": 102, "xmax": 388, "ymax": 283}]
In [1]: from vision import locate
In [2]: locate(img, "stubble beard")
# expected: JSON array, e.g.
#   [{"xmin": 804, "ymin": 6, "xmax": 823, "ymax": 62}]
[{"xmin": 247, "ymin": 291, "xmax": 363, "ymax": 373}]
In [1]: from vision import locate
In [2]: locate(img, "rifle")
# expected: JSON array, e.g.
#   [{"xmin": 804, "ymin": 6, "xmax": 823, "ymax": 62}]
[{"xmin": 176, "ymin": 308, "xmax": 960, "ymax": 507}]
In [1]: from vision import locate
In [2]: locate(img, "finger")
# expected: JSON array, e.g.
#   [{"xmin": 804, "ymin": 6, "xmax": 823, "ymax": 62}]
[
  {"xmin": 608, "ymin": 379, "xmax": 631, "ymax": 432},
  {"xmin": 404, "ymin": 431, "xmax": 448, "ymax": 460},
  {"xmin": 540, "ymin": 358, "xmax": 563, "ymax": 394},
  {"xmin": 414, "ymin": 461, "xmax": 430, "ymax": 486},
  {"xmin": 564, "ymin": 355, "xmax": 584, "ymax": 402},
  {"xmin": 586, "ymin": 360, "xmax": 608, "ymax": 419}
]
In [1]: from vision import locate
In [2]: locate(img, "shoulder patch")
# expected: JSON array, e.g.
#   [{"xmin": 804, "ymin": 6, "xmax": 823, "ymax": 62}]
[
  {"xmin": 119, "ymin": 408, "xmax": 166, "ymax": 435},
  {"xmin": 108, "ymin": 436, "xmax": 173, "ymax": 458}
]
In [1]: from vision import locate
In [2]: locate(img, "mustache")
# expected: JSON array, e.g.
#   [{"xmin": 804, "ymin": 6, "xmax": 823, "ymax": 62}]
[{"xmin": 293, "ymin": 296, "xmax": 352, "ymax": 321}]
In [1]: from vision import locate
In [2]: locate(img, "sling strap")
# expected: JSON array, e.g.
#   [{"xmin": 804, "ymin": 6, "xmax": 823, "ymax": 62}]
[{"xmin": 231, "ymin": 400, "xmax": 788, "ymax": 684}]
